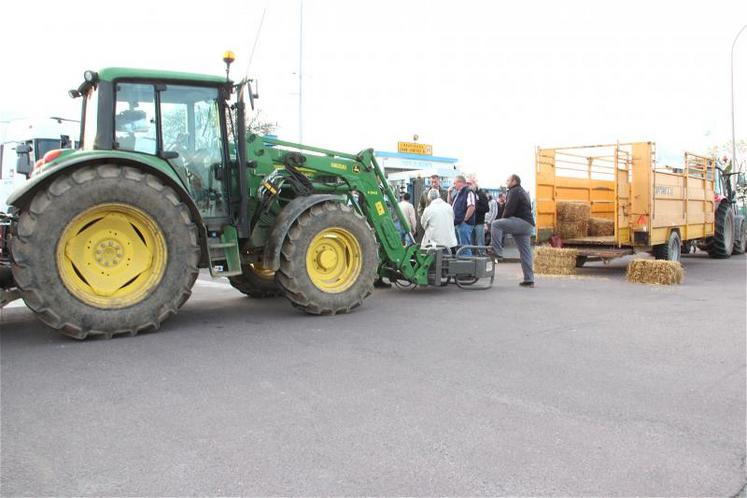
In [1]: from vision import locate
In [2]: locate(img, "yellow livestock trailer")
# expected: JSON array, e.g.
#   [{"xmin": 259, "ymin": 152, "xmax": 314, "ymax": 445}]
[{"xmin": 535, "ymin": 142, "xmax": 715, "ymax": 262}]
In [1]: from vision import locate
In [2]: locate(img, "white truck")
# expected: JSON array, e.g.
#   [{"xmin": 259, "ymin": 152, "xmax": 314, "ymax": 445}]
[{"xmin": 1, "ymin": 117, "xmax": 79, "ymax": 211}]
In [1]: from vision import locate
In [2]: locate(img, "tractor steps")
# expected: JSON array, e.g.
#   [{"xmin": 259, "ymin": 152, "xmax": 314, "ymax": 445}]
[{"xmin": 207, "ymin": 226, "xmax": 242, "ymax": 277}]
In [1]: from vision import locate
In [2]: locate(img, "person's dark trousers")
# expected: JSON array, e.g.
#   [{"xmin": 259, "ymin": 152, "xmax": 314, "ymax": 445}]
[{"xmin": 491, "ymin": 217, "xmax": 534, "ymax": 282}]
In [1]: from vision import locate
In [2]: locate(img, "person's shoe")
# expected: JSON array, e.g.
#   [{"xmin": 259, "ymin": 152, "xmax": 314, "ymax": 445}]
[
  {"xmin": 486, "ymin": 248, "xmax": 504, "ymax": 262},
  {"xmin": 519, "ymin": 281, "xmax": 534, "ymax": 288}
]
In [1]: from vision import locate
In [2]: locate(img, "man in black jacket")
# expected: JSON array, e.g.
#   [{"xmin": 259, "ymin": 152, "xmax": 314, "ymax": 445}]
[
  {"xmin": 490, "ymin": 174, "xmax": 535, "ymax": 287},
  {"xmin": 467, "ymin": 176, "xmax": 490, "ymax": 253}
]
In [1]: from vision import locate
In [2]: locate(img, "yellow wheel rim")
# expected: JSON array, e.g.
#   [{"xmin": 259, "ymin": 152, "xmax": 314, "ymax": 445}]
[
  {"xmin": 56, "ymin": 203, "xmax": 167, "ymax": 309},
  {"xmin": 305, "ymin": 227, "xmax": 362, "ymax": 293},
  {"xmin": 250, "ymin": 262, "xmax": 275, "ymax": 280}
]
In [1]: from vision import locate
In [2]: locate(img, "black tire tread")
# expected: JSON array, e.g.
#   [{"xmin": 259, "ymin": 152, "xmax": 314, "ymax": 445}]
[
  {"xmin": 732, "ymin": 220, "xmax": 746, "ymax": 255},
  {"xmin": 707, "ymin": 202, "xmax": 734, "ymax": 259},
  {"xmin": 275, "ymin": 202, "xmax": 377, "ymax": 315},
  {"xmin": 653, "ymin": 231, "xmax": 681, "ymax": 261},
  {"xmin": 11, "ymin": 164, "xmax": 199, "ymax": 339},
  {"xmin": 228, "ymin": 265, "xmax": 282, "ymax": 298}
]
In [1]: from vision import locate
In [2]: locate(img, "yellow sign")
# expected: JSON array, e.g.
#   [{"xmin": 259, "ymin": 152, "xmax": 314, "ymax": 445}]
[
  {"xmin": 375, "ymin": 201, "xmax": 385, "ymax": 216},
  {"xmin": 398, "ymin": 141, "xmax": 432, "ymax": 155}
]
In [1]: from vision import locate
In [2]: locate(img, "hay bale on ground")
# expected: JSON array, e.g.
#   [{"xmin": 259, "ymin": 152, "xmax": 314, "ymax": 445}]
[
  {"xmin": 626, "ymin": 259, "xmax": 684, "ymax": 285},
  {"xmin": 588, "ymin": 217, "xmax": 614, "ymax": 236},
  {"xmin": 534, "ymin": 246, "xmax": 579, "ymax": 275},
  {"xmin": 556, "ymin": 201, "xmax": 591, "ymax": 239}
]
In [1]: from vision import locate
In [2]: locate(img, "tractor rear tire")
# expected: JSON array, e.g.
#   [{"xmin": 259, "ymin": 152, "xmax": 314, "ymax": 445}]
[
  {"xmin": 11, "ymin": 164, "xmax": 200, "ymax": 339},
  {"xmin": 733, "ymin": 220, "xmax": 747, "ymax": 255},
  {"xmin": 276, "ymin": 202, "xmax": 378, "ymax": 315},
  {"xmin": 707, "ymin": 202, "xmax": 734, "ymax": 259},
  {"xmin": 653, "ymin": 231, "xmax": 681, "ymax": 261},
  {"xmin": 228, "ymin": 263, "xmax": 281, "ymax": 298}
]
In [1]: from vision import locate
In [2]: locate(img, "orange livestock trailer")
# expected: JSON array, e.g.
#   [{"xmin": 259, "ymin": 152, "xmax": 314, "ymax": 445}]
[{"xmin": 535, "ymin": 142, "xmax": 715, "ymax": 262}]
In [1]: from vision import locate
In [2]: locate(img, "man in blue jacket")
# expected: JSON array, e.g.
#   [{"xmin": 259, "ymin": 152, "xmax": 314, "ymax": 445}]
[
  {"xmin": 450, "ymin": 175, "xmax": 476, "ymax": 256},
  {"xmin": 490, "ymin": 174, "xmax": 535, "ymax": 287}
]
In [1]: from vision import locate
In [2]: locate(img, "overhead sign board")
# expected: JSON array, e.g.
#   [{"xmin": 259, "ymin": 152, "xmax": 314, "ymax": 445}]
[{"xmin": 397, "ymin": 141, "xmax": 432, "ymax": 155}]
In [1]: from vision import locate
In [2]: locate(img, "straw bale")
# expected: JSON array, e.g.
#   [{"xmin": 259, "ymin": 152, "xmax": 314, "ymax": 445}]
[
  {"xmin": 626, "ymin": 259, "xmax": 684, "ymax": 285},
  {"xmin": 533, "ymin": 246, "xmax": 578, "ymax": 275},
  {"xmin": 588, "ymin": 217, "xmax": 614, "ymax": 236},
  {"xmin": 556, "ymin": 201, "xmax": 591, "ymax": 239}
]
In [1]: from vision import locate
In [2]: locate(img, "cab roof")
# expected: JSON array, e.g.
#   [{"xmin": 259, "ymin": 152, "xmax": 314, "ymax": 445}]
[{"xmin": 97, "ymin": 67, "xmax": 228, "ymax": 85}]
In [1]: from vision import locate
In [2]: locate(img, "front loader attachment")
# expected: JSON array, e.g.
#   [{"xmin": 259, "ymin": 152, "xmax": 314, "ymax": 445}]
[{"xmin": 425, "ymin": 245, "xmax": 495, "ymax": 290}]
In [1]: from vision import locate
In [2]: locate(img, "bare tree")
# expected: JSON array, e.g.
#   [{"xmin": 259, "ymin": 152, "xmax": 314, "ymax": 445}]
[
  {"xmin": 248, "ymin": 109, "xmax": 277, "ymax": 136},
  {"xmin": 708, "ymin": 139, "xmax": 747, "ymax": 172}
]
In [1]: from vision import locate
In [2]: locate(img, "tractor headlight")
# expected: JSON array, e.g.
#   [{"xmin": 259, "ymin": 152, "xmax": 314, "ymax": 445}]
[{"xmin": 83, "ymin": 70, "xmax": 98, "ymax": 83}]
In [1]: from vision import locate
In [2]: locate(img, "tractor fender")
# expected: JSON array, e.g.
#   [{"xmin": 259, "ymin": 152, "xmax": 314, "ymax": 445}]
[
  {"xmin": 6, "ymin": 153, "xmax": 201, "ymax": 224},
  {"xmin": 263, "ymin": 194, "xmax": 342, "ymax": 271},
  {"xmin": 6, "ymin": 154, "xmax": 210, "ymax": 267}
]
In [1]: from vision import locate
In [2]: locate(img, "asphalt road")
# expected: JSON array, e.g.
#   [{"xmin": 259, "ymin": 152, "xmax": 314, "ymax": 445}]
[{"xmin": 1, "ymin": 252, "xmax": 745, "ymax": 496}]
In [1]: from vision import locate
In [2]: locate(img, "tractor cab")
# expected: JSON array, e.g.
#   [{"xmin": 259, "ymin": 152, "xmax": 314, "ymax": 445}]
[{"xmin": 73, "ymin": 68, "xmax": 236, "ymax": 222}]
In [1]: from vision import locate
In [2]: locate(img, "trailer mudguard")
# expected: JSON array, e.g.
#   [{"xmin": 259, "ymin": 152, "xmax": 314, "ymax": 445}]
[{"xmin": 262, "ymin": 194, "xmax": 341, "ymax": 271}]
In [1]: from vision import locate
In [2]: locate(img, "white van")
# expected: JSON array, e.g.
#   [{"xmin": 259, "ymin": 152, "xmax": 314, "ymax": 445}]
[{"xmin": 0, "ymin": 117, "xmax": 79, "ymax": 212}]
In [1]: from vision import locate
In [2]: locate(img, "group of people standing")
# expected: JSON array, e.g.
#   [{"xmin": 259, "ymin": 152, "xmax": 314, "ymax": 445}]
[{"xmin": 397, "ymin": 173, "xmax": 535, "ymax": 287}]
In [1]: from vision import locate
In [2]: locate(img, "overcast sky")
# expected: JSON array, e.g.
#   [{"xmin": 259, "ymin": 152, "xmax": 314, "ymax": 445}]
[{"xmin": 1, "ymin": 0, "xmax": 745, "ymax": 187}]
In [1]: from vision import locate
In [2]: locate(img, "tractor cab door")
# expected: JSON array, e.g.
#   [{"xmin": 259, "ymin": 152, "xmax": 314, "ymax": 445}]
[
  {"xmin": 114, "ymin": 82, "xmax": 231, "ymax": 222},
  {"xmin": 159, "ymin": 85, "xmax": 230, "ymax": 221}
]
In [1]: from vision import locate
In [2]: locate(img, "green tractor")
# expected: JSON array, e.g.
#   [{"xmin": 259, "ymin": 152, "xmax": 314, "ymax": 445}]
[{"xmin": 0, "ymin": 54, "xmax": 493, "ymax": 338}]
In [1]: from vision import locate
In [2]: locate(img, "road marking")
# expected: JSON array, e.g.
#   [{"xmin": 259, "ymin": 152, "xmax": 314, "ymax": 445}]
[{"xmin": 195, "ymin": 279, "xmax": 232, "ymax": 289}]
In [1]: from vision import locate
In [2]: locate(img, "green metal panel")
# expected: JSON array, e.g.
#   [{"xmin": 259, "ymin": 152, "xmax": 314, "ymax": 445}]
[{"xmin": 97, "ymin": 67, "xmax": 226, "ymax": 85}]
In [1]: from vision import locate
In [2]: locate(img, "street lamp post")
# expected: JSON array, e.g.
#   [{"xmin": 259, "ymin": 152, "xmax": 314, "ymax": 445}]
[
  {"xmin": 298, "ymin": 0, "xmax": 304, "ymax": 144},
  {"xmin": 731, "ymin": 24, "xmax": 746, "ymax": 171}
]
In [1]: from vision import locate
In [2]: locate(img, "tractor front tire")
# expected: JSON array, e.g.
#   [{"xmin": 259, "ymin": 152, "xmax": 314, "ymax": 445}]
[
  {"xmin": 653, "ymin": 230, "xmax": 681, "ymax": 261},
  {"xmin": 11, "ymin": 164, "xmax": 200, "ymax": 339},
  {"xmin": 276, "ymin": 202, "xmax": 378, "ymax": 315},
  {"xmin": 229, "ymin": 263, "xmax": 281, "ymax": 298},
  {"xmin": 707, "ymin": 202, "xmax": 734, "ymax": 259}
]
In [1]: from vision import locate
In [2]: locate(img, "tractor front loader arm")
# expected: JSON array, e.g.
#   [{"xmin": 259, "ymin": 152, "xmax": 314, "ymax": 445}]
[{"xmin": 246, "ymin": 135, "xmax": 433, "ymax": 285}]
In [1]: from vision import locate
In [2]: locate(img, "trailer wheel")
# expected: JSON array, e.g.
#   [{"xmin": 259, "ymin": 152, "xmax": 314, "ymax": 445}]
[
  {"xmin": 228, "ymin": 262, "xmax": 281, "ymax": 298},
  {"xmin": 653, "ymin": 231, "xmax": 681, "ymax": 261},
  {"xmin": 10, "ymin": 164, "xmax": 199, "ymax": 339},
  {"xmin": 707, "ymin": 202, "xmax": 734, "ymax": 259},
  {"xmin": 575, "ymin": 256, "xmax": 588, "ymax": 268},
  {"xmin": 733, "ymin": 220, "xmax": 746, "ymax": 255},
  {"xmin": 276, "ymin": 202, "xmax": 378, "ymax": 315}
]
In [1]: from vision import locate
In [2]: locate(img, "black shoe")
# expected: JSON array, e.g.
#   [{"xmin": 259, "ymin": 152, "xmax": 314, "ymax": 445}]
[
  {"xmin": 519, "ymin": 281, "xmax": 534, "ymax": 287},
  {"xmin": 374, "ymin": 278, "xmax": 392, "ymax": 289},
  {"xmin": 487, "ymin": 248, "xmax": 504, "ymax": 263}
]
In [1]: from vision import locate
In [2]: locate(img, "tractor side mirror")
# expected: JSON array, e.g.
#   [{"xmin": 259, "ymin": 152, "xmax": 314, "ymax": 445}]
[{"xmin": 15, "ymin": 143, "xmax": 32, "ymax": 176}]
